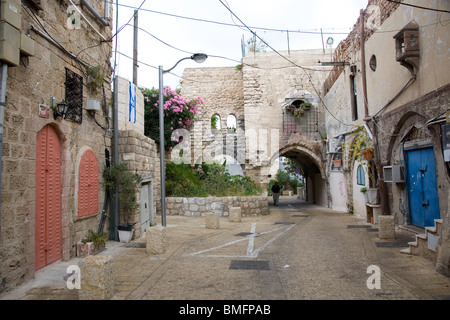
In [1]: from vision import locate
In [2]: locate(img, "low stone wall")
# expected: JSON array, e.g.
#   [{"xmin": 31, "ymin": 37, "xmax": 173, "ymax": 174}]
[{"xmin": 166, "ymin": 196, "xmax": 268, "ymax": 217}]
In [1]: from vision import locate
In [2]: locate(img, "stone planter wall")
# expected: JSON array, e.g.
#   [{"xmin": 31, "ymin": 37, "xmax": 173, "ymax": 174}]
[{"xmin": 166, "ymin": 196, "xmax": 268, "ymax": 217}]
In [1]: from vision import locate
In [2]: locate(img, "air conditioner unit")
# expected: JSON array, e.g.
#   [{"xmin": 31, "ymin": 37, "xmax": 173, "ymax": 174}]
[
  {"xmin": 327, "ymin": 138, "xmax": 340, "ymax": 153},
  {"xmin": 383, "ymin": 165, "xmax": 405, "ymax": 183}
]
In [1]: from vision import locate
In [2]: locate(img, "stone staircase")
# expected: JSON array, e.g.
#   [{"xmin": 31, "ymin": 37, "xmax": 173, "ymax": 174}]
[{"xmin": 400, "ymin": 219, "xmax": 443, "ymax": 260}]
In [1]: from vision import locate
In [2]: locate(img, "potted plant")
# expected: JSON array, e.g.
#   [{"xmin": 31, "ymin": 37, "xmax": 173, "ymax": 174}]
[
  {"xmin": 332, "ymin": 158, "xmax": 342, "ymax": 168},
  {"xmin": 293, "ymin": 102, "xmax": 313, "ymax": 119},
  {"xmin": 361, "ymin": 148, "xmax": 374, "ymax": 160},
  {"xmin": 103, "ymin": 163, "xmax": 142, "ymax": 243},
  {"xmin": 77, "ymin": 230, "xmax": 108, "ymax": 257}
]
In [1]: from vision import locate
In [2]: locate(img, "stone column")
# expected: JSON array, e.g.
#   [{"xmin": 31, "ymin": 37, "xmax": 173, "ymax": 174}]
[
  {"xmin": 78, "ymin": 255, "xmax": 114, "ymax": 300},
  {"xmin": 205, "ymin": 212, "xmax": 220, "ymax": 229},
  {"xmin": 229, "ymin": 207, "xmax": 242, "ymax": 222},
  {"xmin": 146, "ymin": 226, "xmax": 166, "ymax": 254},
  {"xmin": 378, "ymin": 215, "xmax": 395, "ymax": 239}
]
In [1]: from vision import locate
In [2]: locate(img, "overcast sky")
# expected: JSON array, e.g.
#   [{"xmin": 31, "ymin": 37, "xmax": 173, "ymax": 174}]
[{"xmin": 112, "ymin": 0, "xmax": 369, "ymax": 90}]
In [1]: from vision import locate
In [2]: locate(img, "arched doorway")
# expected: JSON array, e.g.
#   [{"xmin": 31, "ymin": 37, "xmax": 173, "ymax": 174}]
[
  {"xmin": 271, "ymin": 144, "xmax": 327, "ymax": 207},
  {"xmin": 35, "ymin": 125, "xmax": 62, "ymax": 270}
]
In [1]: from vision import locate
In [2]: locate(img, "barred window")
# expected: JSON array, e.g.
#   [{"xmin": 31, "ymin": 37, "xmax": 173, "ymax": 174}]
[{"xmin": 65, "ymin": 68, "xmax": 83, "ymax": 124}]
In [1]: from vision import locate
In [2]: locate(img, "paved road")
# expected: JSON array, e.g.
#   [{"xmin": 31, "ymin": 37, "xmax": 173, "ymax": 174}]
[{"xmin": 2, "ymin": 198, "xmax": 450, "ymax": 302}]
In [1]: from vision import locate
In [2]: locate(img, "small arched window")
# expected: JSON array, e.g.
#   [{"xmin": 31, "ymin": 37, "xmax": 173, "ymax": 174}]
[
  {"xmin": 226, "ymin": 114, "xmax": 237, "ymax": 132},
  {"xmin": 357, "ymin": 165, "xmax": 365, "ymax": 186},
  {"xmin": 211, "ymin": 114, "xmax": 221, "ymax": 130}
]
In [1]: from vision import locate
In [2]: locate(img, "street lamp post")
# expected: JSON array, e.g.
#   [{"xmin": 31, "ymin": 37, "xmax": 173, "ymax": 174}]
[{"xmin": 159, "ymin": 53, "xmax": 208, "ymax": 227}]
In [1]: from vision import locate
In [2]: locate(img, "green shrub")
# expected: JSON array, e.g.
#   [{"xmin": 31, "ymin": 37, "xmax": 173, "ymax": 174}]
[{"xmin": 165, "ymin": 162, "xmax": 261, "ymax": 197}]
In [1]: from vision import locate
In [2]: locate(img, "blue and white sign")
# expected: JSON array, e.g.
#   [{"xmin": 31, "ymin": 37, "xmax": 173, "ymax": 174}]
[{"xmin": 129, "ymin": 81, "xmax": 136, "ymax": 123}]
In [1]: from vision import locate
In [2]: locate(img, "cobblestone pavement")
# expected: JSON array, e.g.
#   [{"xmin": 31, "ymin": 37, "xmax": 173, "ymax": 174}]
[{"xmin": 2, "ymin": 198, "xmax": 450, "ymax": 301}]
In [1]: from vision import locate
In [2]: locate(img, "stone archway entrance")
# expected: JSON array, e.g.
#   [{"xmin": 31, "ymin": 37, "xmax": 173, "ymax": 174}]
[{"xmin": 262, "ymin": 144, "xmax": 327, "ymax": 207}]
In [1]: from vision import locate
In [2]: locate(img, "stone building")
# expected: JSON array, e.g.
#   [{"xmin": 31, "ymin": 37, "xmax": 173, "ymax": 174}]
[
  {"xmin": 0, "ymin": 0, "xmax": 114, "ymax": 292},
  {"xmin": 322, "ymin": 0, "xmax": 450, "ymax": 276},
  {"xmin": 181, "ymin": 50, "xmax": 332, "ymax": 206}
]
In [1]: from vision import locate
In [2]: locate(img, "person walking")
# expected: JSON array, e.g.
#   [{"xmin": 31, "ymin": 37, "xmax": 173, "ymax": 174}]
[{"xmin": 271, "ymin": 182, "xmax": 281, "ymax": 206}]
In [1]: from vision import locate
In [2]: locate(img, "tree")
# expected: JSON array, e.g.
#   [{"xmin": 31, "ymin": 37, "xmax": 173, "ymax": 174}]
[{"xmin": 142, "ymin": 86, "xmax": 203, "ymax": 151}]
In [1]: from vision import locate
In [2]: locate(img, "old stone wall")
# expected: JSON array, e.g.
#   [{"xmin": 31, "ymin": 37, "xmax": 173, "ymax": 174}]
[
  {"xmin": 0, "ymin": 0, "xmax": 113, "ymax": 292},
  {"xmin": 180, "ymin": 67, "xmax": 245, "ymax": 167},
  {"xmin": 166, "ymin": 196, "xmax": 269, "ymax": 217},
  {"xmin": 322, "ymin": 0, "xmax": 450, "ymax": 275}
]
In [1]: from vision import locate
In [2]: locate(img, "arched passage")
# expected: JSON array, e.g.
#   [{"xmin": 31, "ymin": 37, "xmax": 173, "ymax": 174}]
[{"xmin": 267, "ymin": 144, "xmax": 328, "ymax": 206}]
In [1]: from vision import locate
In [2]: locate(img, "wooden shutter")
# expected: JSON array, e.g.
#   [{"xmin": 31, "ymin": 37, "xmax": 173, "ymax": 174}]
[
  {"xmin": 78, "ymin": 149, "xmax": 99, "ymax": 218},
  {"xmin": 35, "ymin": 125, "xmax": 62, "ymax": 270}
]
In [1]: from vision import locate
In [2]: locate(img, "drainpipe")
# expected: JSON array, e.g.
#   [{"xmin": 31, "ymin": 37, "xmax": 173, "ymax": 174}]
[
  {"xmin": 359, "ymin": 9, "xmax": 389, "ymax": 215},
  {"xmin": 0, "ymin": 63, "xmax": 8, "ymax": 232},
  {"xmin": 113, "ymin": 76, "xmax": 119, "ymax": 240},
  {"xmin": 360, "ymin": 9, "xmax": 370, "ymax": 122},
  {"xmin": 80, "ymin": 0, "xmax": 110, "ymax": 26}
]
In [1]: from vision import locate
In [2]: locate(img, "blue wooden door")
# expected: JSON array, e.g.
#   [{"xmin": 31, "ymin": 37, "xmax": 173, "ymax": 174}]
[{"xmin": 405, "ymin": 147, "xmax": 440, "ymax": 227}]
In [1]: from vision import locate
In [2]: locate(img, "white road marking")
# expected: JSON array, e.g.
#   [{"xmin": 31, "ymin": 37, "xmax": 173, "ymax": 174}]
[{"xmin": 184, "ymin": 222, "xmax": 295, "ymax": 259}]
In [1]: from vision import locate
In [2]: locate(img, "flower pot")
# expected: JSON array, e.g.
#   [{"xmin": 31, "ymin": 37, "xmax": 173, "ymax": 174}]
[
  {"xmin": 332, "ymin": 159, "xmax": 342, "ymax": 168},
  {"xmin": 365, "ymin": 188, "xmax": 379, "ymax": 204},
  {"xmin": 118, "ymin": 225, "xmax": 134, "ymax": 243},
  {"xmin": 361, "ymin": 148, "xmax": 374, "ymax": 160},
  {"xmin": 76, "ymin": 241, "xmax": 105, "ymax": 257}
]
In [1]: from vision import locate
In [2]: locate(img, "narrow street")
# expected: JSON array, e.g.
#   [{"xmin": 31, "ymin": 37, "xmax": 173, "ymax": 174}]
[{"xmin": 2, "ymin": 197, "xmax": 450, "ymax": 301}]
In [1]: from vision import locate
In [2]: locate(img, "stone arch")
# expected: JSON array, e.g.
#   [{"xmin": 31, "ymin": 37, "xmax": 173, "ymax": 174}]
[{"xmin": 264, "ymin": 143, "xmax": 327, "ymax": 206}]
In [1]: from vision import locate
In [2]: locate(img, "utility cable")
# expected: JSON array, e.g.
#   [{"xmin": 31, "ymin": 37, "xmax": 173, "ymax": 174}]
[
  {"xmin": 217, "ymin": 0, "xmax": 355, "ymax": 128},
  {"xmin": 384, "ymin": 0, "xmax": 450, "ymax": 14}
]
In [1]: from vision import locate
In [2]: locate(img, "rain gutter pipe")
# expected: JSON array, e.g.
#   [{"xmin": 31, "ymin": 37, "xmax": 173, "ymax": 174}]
[
  {"xmin": 0, "ymin": 63, "xmax": 8, "ymax": 232},
  {"xmin": 80, "ymin": 0, "xmax": 110, "ymax": 26}
]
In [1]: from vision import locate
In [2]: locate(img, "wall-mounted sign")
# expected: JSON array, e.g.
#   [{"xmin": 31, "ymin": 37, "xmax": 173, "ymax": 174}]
[{"xmin": 39, "ymin": 104, "xmax": 49, "ymax": 118}]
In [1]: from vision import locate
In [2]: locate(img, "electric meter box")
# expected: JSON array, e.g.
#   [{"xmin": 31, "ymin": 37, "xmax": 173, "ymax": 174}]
[
  {"xmin": 86, "ymin": 99, "xmax": 101, "ymax": 112},
  {"xmin": 0, "ymin": 21, "xmax": 20, "ymax": 66},
  {"xmin": 1, "ymin": 0, "xmax": 22, "ymax": 30},
  {"xmin": 20, "ymin": 33, "xmax": 35, "ymax": 56}
]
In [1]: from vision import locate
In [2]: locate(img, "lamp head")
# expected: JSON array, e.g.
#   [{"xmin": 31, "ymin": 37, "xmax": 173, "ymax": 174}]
[{"xmin": 191, "ymin": 53, "xmax": 208, "ymax": 64}]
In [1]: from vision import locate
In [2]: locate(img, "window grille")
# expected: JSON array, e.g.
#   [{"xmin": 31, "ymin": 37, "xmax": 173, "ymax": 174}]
[
  {"xmin": 65, "ymin": 68, "xmax": 83, "ymax": 124},
  {"xmin": 283, "ymin": 103, "xmax": 318, "ymax": 135}
]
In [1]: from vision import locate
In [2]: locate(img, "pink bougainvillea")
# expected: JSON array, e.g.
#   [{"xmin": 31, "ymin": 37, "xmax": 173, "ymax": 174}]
[{"xmin": 142, "ymin": 86, "xmax": 203, "ymax": 150}]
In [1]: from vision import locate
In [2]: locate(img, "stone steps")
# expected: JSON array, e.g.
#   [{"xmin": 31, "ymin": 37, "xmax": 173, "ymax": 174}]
[{"xmin": 400, "ymin": 219, "xmax": 443, "ymax": 261}]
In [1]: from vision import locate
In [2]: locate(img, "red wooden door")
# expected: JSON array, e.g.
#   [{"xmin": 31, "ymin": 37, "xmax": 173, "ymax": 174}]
[
  {"xmin": 78, "ymin": 149, "xmax": 99, "ymax": 218},
  {"xmin": 35, "ymin": 125, "xmax": 62, "ymax": 270}
]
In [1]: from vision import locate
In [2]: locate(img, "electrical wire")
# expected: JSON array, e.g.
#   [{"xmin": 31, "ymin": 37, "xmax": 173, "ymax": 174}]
[
  {"xmin": 217, "ymin": 0, "xmax": 355, "ymax": 128},
  {"xmin": 384, "ymin": 0, "xmax": 450, "ymax": 14}
]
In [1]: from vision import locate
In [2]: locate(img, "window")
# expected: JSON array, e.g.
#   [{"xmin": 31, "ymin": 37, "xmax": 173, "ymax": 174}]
[
  {"xmin": 350, "ymin": 75, "xmax": 358, "ymax": 121},
  {"xmin": 357, "ymin": 165, "xmax": 365, "ymax": 185},
  {"xmin": 78, "ymin": 149, "xmax": 99, "ymax": 218},
  {"xmin": 226, "ymin": 114, "xmax": 237, "ymax": 133},
  {"xmin": 65, "ymin": 68, "xmax": 83, "ymax": 124},
  {"xmin": 211, "ymin": 114, "xmax": 221, "ymax": 130},
  {"xmin": 369, "ymin": 55, "xmax": 377, "ymax": 71}
]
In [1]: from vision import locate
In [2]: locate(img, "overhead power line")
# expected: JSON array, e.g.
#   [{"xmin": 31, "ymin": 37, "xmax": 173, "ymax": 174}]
[
  {"xmin": 108, "ymin": 1, "xmax": 351, "ymax": 35},
  {"xmin": 384, "ymin": 0, "xmax": 450, "ymax": 14},
  {"xmin": 217, "ymin": 0, "xmax": 355, "ymax": 127}
]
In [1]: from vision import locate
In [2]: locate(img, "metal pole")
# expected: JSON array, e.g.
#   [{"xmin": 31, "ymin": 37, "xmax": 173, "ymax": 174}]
[
  {"xmin": 159, "ymin": 66, "xmax": 166, "ymax": 227},
  {"xmin": 0, "ymin": 63, "xmax": 8, "ymax": 232},
  {"xmin": 132, "ymin": 10, "xmax": 138, "ymax": 85},
  {"xmin": 113, "ymin": 76, "xmax": 119, "ymax": 240}
]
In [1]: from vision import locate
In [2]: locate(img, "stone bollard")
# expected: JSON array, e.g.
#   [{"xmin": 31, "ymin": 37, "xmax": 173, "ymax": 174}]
[
  {"xmin": 229, "ymin": 207, "xmax": 242, "ymax": 222},
  {"xmin": 78, "ymin": 255, "xmax": 114, "ymax": 300},
  {"xmin": 205, "ymin": 212, "xmax": 220, "ymax": 229},
  {"xmin": 146, "ymin": 226, "xmax": 166, "ymax": 255},
  {"xmin": 379, "ymin": 215, "xmax": 395, "ymax": 239}
]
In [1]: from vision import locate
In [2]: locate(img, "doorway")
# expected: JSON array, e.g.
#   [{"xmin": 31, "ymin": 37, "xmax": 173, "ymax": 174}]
[
  {"xmin": 35, "ymin": 125, "xmax": 62, "ymax": 270},
  {"xmin": 140, "ymin": 181, "xmax": 154, "ymax": 235},
  {"xmin": 405, "ymin": 147, "xmax": 440, "ymax": 227}
]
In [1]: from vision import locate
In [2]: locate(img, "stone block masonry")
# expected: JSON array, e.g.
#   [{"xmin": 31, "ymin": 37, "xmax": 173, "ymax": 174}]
[
  {"xmin": 78, "ymin": 255, "xmax": 114, "ymax": 300},
  {"xmin": 165, "ymin": 196, "xmax": 268, "ymax": 217}
]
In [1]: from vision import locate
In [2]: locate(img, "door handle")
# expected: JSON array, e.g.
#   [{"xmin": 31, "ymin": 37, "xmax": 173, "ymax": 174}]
[{"xmin": 422, "ymin": 200, "xmax": 429, "ymax": 207}]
